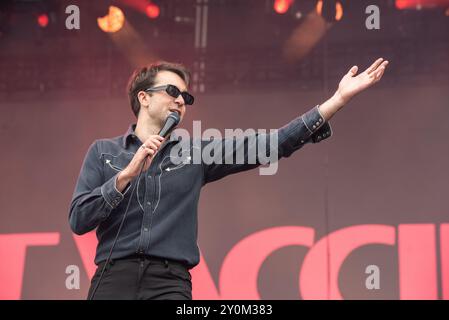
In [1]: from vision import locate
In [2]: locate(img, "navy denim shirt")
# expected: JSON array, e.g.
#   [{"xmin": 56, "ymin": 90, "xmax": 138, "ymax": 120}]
[{"xmin": 69, "ymin": 105, "xmax": 332, "ymax": 268}]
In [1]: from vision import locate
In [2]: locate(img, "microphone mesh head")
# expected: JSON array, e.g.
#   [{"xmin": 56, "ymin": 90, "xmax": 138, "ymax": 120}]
[{"xmin": 168, "ymin": 111, "xmax": 181, "ymax": 125}]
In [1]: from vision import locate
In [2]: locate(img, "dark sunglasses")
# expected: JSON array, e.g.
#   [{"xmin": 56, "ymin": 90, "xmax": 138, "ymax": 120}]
[{"xmin": 145, "ymin": 84, "xmax": 195, "ymax": 105}]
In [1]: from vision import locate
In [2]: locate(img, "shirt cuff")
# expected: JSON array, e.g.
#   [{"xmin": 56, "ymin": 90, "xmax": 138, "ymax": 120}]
[
  {"xmin": 301, "ymin": 105, "xmax": 326, "ymax": 133},
  {"xmin": 301, "ymin": 105, "xmax": 333, "ymax": 143},
  {"xmin": 311, "ymin": 122, "xmax": 333, "ymax": 143},
  {"xmin": 100, "ymin": 173, "xmax": 129, "ymax": 209}
]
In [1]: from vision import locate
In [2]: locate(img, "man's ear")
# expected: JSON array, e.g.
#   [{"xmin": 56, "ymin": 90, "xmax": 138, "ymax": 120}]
[{"xmin": 137, "ymin": 91, "xmax": 151, "ymax": 108}]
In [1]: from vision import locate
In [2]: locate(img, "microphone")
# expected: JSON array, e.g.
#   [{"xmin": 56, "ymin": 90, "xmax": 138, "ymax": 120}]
[{"xmin": 158, "ymin": 111, "xmax": 181, "ymax": 138}]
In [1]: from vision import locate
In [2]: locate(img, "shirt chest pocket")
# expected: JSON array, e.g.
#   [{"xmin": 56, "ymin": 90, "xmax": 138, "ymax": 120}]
[
  {"xmin": 159, "ymin": 153, "xmax": 192, "ymax": 173},
  {"xmin": 101, "ymin": 152, "xmax": 133, "ymax": 178}
]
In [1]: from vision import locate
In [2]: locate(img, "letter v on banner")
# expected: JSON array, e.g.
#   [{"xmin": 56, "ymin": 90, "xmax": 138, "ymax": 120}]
[{"xmin": 72, "ymin": 232, "xmax": 97, "ymax": 279}]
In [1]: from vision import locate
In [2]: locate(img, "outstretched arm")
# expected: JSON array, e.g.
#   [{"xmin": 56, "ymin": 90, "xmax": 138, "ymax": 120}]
[
  {"xmin": 201, "ymin": 58, "xmax": 389, "ymax": 182},
  {"xmin": 319, "ymin": 57, "xmax": 389, "ymax": 121}
]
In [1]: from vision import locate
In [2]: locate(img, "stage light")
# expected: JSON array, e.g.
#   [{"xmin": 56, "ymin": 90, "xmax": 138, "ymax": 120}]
[
  {"xmin": 396, "ymin": 0, "xmax": 449, "ymax": 10},
  {"xmin": 274, "ymin": 0, "xmax": 293, "ymax": 15},
  {"xmin": 335, "ymin": 1, "xmax": 343, "ymax": 21},
  {"xmin": 316, "ymin": 0, "xmax": 343, "ymax": 22},
  {"xmin": 145, "ymin": 3, "xmax": 160, "ymax": 19},
  {"xmin": 97, "ymin": 6, "xmax": 125, "ymax": 33},
  {"xmin": 37, "ymin": 13, "xmax": 49, "ymax": 28}
]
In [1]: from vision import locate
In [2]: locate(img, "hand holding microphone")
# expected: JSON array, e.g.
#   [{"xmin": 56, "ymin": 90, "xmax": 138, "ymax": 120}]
[{"xmin": 116, "ymin": 112, "xmax": 180, "ymax": 192}]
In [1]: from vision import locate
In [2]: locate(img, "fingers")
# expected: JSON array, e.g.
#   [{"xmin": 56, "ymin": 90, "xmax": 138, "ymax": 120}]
[
  {"xmin": 144, "ymin": 141, "xmax": 159, "ymax": 151},
  {"xmin": 140, "ymin": 135, "xmax": 165, "ymax": 158},
  {"xmin": 126, "ymin": 135, "xmax": 165, "ymax": 176},
  {"xmin": 373, "ymin": 60, "xmax": 388, "ymax": 82},
  {"xmin": 144, "ymin": 135, "xmax": 165, "ymax": 144},
  {"xmin": 348, "ymin": 65, "xmax": 358, "ymax": 76},
  {"xmin": 142, "ymin": 135, "xmax": 164, "ymax": 149},
  {"xmin": 366, "ymin": 58, "xmax": 384, "ymax": 75},
  {"xmin": 139, "ymin": 144, "xmax": 155, "ymax": 157}
]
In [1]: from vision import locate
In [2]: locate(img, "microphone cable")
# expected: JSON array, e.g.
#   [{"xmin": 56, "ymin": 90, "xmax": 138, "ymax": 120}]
[
  {"xmin": 89, "ymin": 111, "xmax": 180, "ymax": 300},
  {"xmin": 89, "ymin": 157, "xmax": 147, "ymax": 300}
]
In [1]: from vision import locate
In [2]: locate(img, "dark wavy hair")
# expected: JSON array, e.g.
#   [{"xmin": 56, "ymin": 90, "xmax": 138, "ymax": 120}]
[{"xmin": 127, "ymin": 61, "xmax": 191, "ymax": 118}]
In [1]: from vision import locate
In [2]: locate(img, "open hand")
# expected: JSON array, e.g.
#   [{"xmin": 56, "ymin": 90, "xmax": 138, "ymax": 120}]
[{"xmin": 335, "ymin": 58, "xmax": 389, "ymax": 105}]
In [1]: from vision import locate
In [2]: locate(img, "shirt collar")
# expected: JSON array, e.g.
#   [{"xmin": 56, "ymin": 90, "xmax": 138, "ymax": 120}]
[{"xmin": 122, "ymin": 124, "xmax": 137, "ymax": 148}]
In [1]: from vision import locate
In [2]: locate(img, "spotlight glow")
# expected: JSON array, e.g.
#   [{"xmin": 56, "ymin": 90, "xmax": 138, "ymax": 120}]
[
  {"xmin": 274, "ymin": 0, "xmax": 293, "ymax": 15},
  {"xmin": 145, "ymin": 3, "xmax": 160, "ymax": 19},
  {"xmin": 37, "ymin": 14, "xmax": 49, "ymax": 28},
  {"xmin": 97, "ymin": 6, "xmax": 125, "ymax": 33}
]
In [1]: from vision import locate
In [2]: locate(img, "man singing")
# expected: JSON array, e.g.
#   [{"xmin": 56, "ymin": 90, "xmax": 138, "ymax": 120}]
[{"xmin": 69, "ymin": 58, "xmax": 388, "ymax": 300}]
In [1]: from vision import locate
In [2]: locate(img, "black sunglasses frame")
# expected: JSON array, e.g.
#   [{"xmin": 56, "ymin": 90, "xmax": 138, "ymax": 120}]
[{"xmin": 145, "ymin": 84, "xmax": 194, "ymax": 105}]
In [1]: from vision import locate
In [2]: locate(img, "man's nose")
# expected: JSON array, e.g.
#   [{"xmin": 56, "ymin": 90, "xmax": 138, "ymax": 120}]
[{"xmin": 174, "ymin": 94, "xmax": 185, "ymax": 106}]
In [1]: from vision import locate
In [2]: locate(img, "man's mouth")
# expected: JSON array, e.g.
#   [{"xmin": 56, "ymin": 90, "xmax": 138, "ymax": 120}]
[{"xmin": 168, "ymin": 109, "xmax": 181, "ymax": 116}]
